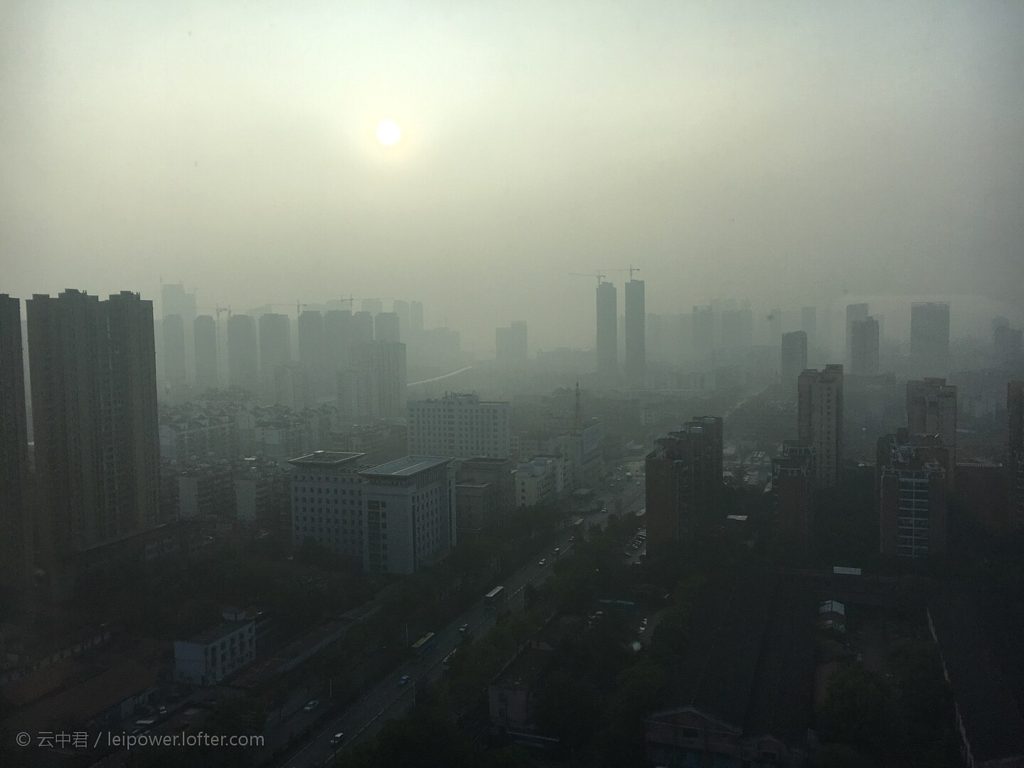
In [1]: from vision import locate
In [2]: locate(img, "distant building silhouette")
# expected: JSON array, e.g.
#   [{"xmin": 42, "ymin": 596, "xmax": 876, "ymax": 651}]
[
  {"xmin": 227, "ymin": 314, "xmax": 258, "ymax": 390},
  {"xmin": 193, "ymin": 314, "xmax": 218, "ymax": 389},
  {"xmin": 906, "ymin": 377, "xmax": 957, "ymax": 486},
  {"xmin": 845, "ymin": 303, "xmax": 869, "ymax": 370},
  {"xmin": 374, "ymin": 311, "xmax": 400, "ymax": 344},
  {"xmin": 797, "ymin": 365, "xmax": 844, "ymax": 489},
  {"xmin": 258, "ymin": 313, "xmax": 291, "ymax": 401},
  {"xmin": 162, "ymin": 313, "xmax": 187, "ymax": 389},
  {"xmin": 800, "ymin": 306, "xmax": 817, "ymax": 347},
  {"xmin": 324, "ymin": 309, "xmax": 353, "ymax": 374},
  {"xmin": 624, "ymin": 279, "xmax": 646, "ymax": 384},
  {"xmin": 780, "ymin": 331, "xmax": 808, "ymax": 394},
  {"xmin": 849, "ymin": 316, "xmax": 880, "ymax": 375},
  {"xmin": 596, "ymin": 281, "xmax": 618, "ymax": 378},
  {"xmin": 495, "ymin": 321, "xmax": 528, "ymax": 365},
  {"xmin": 910, "ymin": 302, "xmax": 950, "ymax": 377}
]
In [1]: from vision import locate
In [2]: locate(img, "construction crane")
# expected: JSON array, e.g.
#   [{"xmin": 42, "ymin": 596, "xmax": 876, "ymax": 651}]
[
  {"xmin": 606, "ymin": 266, "xmax": 642, "ymax": 280},
  {"xmin": 196, "ymin": 305, "xmax": 232, "ymax": 319},
  {"xmin": 569, "ymin": 272, "xmax": 608, "ymax": 285}
]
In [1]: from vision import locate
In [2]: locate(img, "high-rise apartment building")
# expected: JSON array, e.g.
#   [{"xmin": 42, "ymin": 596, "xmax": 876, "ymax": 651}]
[
  {"xmin": 624, "ymin": 279, "xmax": 646, "ymax": 383},
  {"xmin": 392, "ymin": 300, "xmax": 410, "ymax": 341},
  {"xmin": 324, "ymin": 309, "xmax": 353, "ymax": 376},
  {"xmin": 910, "ymin": 302, "xmax": 951, "ymax": 377},
  {"xmin": 845, "ymin": 303, "xmax": 869, "ymax": 369},
  {"xmin": 162, "ymin": 314, "xmax": 187, "ymax": 388},
  {"xmin": 298, "ymin": 310, "xmax": 325, "ymax": 397},
  {"xmin": 495, "ymin": 321, "xmax": 528, "ymax": 364},
  {"xmin": 227, "ymin": 314, "xmax": 258, "ymax": 390},
  {"xmin": 339, "ymin": 342, "xmax": 407, "ymax": 421},
  {"xmin": 289, "ymin": 451, "xmax": 367, "ymax": 566},
  {"xmin": 644, "ymin": 416, "xmax": 723, "ymax": 559},
  {"xmin": 0, "ymin": 295, "xmax": 30, "ymax": 595},
  {"xmin": 352, "ymin": 311, "xmax": 374, "ymax": 345},
  {"xmin": 800, "ymin": 306, "xmax": 817, "ymax": 347},
  {"xmin": 850, "ymin": 316, "xmax": 880, "ymax": 376},
  {"xmin": 1009, "ymin": 381, "xmax": 1024, "ymax": 529},
  {"xmin": 878, "ymin": 430, "xmax": 949, "ymax": 558},
  {"xmin": 28, "ymin": 290, "xmax": 160, "ymax": 595},
  {"xmin": 797, "ymin": 365, "xmax": 844, "ymax": 489},
  {"xmin": 258, "ymin": 313, "xmax": 291, "ymax": 375},
  {"xmin": 906, "ymin": 378, "xmax": 957, "ymax": 482},
  {"xmin": 408, "ymin": 393, "xmax": 511, "ymax": 459},
  {"xmin": 194, "ymin": 314, "xmax": 218, "ymax": 389},
  {"xmin": 780, "ymin": 331, "xmax": 808, "ymax": 394},
  {"xmin": 374, "ymin": 311, "xmax": 400, "ymax": 344},
  {"xmin": 596, "ymin": 281, "xmax": 618, "ymax": 378}
]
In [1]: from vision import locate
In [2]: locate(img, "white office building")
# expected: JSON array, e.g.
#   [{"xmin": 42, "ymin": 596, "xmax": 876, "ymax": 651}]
[
  {"xmin": 408, "ymin": 393, "xmax": 511, "ymax": 459},
  {"xmin": 174, "ymin": 619, "xmax": 256, "ymax": 686}
]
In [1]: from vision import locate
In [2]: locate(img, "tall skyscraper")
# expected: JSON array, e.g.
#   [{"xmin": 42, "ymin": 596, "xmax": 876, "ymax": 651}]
[
  {"xmin": 878, "ymin": 430, "xmax": 950, "ymax": 559},
  {"xmin": 227, "ymin": 314, "xmax": 258, "ymax": 390},
  {"xmin": 780, "ymin": 331, "xmax": 808, "ymax": 393},
  {"xmin": 0, "ymin": 295, "xmax": 30, "ymax": 596},
  {"xmin": 324, "ymin": 309, "xmax": 353, "ymax": 376},
  {"xmin": 910, "ymin": 302, "xmax": 951, "ymax": 377},
  {"xmin": 800, "ymin": 306, "xmax": 817, "ymax": 346},
  {"xmin": 798, "ymin": 365, "xmax": 844, "ymax": 489},
  {"xmin": 28, "ymin": 290, "xmax": 160, "ymax": 595},
  {"xmin": 850, "ymin": 316, "xmax": 880, "ymax": 375},
  {"xmin": 374, "ymin": 311, "xmax": 400, "ymax": 344},
  {"xmin": 624, "ymin": 278, "xmax": 646, "ymax": 383},
  {"xmin": 392, "ymin": 300, "xmax": 411, "ymax": 341},
  {"xmin": 194, "ymin": 314, "xmax": 218, "ymax": 389},
  {"xmin": 1009, "ymin": 381, "xmax": 1024, "ymax": 529},
  {"xmin": 162, "ymin": 313, "xmax": 187, "ymax": 388},
  {"xmin": 845, "ymin": 303, "xmax": 869, "ymax": 369},
  {"xmin": 161, "ymin": 282, "xmax": 196, "ymax": 381},
  {"xmin": 907, "ymin": 378, "xmax": 958, "ymax": 482},
  {"xmin": 495, "ymin": 321, "xmax": 528, "ymax": 365},
  {"xmin": 645, "ymin": 416, "xmax": 723, "ymax": 559},
  {"xmin": 258, "ymin": 313, "xmax": 291, "ymax": 387},
  {"xmin": 596, "ymin": 281, "xmax": 617, "ymax": 378},
  {"xmin": 352, "ymin": 311, "xmax": 374, "ymax": 345}
]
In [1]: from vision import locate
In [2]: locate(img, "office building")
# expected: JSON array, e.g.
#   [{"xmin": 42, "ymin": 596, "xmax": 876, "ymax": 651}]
[
  {"xmin": 850, "ymin": 316, "xmax": 880, "ymax": 376},
  {"xmin": 645, "ymin": 417, "xmax": 723, "ymax": 558},
  {"xmin": 596, "ymin": 281, "xmax": 618, "ymax": 378},
  {"xmin": 361, "ymin": 456, "xmax": 456, "ymax": 575},
  {"xmin": 495, "ymin": 321, "xmax": 528, "ymax": 365},
  {"xmin": 194, "ymin": 314, "xmax": 218, "ymax": 389},
  {"xmin": 289, "ymin": 451, "xmax": 367, "ymax": 566},
  {"xmin": 227, "ymin": 314, "xmax": 258, "ymax": 390},
  {"xmin": 408, "ymin": 393, "xmax": 511, "ymax": 459},
  {"xmin": 0, "ymin": 294, "xmax": 30, "ymax": 596},
  {"xmin": 374, "ymin": 311, "xmax": 400, "ymax": 344},
  {"xmin": 455, "ymin": 457, "xmax": 514, "ymax": 536},
  {"xmin": 878, "ymin": 430, "xmax": 949, "ymax": 558},
  {"xmin": 175, "ymin": 618, "xmax": 256, "ymax": 686},
  {"xmin": 161, "ymin": 314, "xmax": 187, "ymax": 388},
  {"xmin": 910, "ymin": 302, "xmax": 951, "ymax": 377},
  {"xmin": 624, "ymin": 278, "xmax": 646, "ymax": 383},
  {"xmin": 797, "ymin": 365, "xmax": 844, "ymax": 489},
  {"xmin": 515, "ymin": 456, "xmax": 561, "ymax": 507},
  {"xmin": 906, "ymin": 378, "xmax": 957, "ymax": 482},
  {"xmin": 780, "ymin": 331, "xmax": 808, "ymax": 394},
  {"xmin": 28, "ymin": 290, "xmax": 160, "ymax": 595},
  {"xmin": 845, "ymin": 303, "xmax": 869, "ymax": 369}
]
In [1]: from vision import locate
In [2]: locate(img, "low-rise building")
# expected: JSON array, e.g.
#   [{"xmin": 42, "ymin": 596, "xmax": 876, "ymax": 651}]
[
  {"xmin": 174, "ymin": 618, "xmax": 256, "ymax": 686},
  {"xmin": 515, "ymin": 456, "xmax": 560, "ymax": 508}
]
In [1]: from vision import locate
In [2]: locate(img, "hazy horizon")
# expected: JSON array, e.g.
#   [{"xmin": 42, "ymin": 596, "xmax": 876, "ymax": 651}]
[{"xmin": 3, "ymin": 1, "xmax": 1023, "ymax": 351}]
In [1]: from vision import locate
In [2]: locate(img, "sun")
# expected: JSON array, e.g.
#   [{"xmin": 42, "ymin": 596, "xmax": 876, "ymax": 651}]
[{"xmin": 376, "ymin": 119, "xmax": 402, "ymax": 147}]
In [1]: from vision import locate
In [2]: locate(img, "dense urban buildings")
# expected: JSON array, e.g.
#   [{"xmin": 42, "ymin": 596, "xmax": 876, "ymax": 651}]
[
  {"xmin": 910, "ymin": 301, "xmax": 951, "ymax": 377},
  {"xmin": 407, "ymin": 393, "xmax": 511, "ymax": 459},
  {"xmin": 595, "ymin": 281, "xmax": 617, "ymax": 378},
  {"xmin": 0, "ymin": 294, "xmax": 30, "ymax": 597},
  {"xmin": 27, "ymin": 290, "xmax": 160, "ymax": 597},
  {"xmin": 1009, "ymin": 381, "xmax": 1024, "ymax": 529},
  {"xmin": 797, "ymin": 365, "xmax": 844, "ymax": 489}
]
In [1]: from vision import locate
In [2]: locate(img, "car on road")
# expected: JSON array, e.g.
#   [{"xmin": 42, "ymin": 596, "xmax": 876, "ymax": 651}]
[
  {"xmin": 458, "ymin": 623, "xmax": 469, "ymax": 634},
  {"xmin": 538, "ymin": 558, "xmax": 547, "ymax": 566},
  {"xmin": 303, "ymin": 699, "xmax": 319, "ymax": 712},
  {"xmin": 398, "ymin": 675, "xmax": 411, "ymax": 686},
  {"xmin": 330, "ymin": 732, "xmax": 345, "ymax": 745}
]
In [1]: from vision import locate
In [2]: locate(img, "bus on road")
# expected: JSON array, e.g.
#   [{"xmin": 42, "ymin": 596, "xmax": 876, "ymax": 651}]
[
  {"xmin": 411, "ymin": 632, "xmax": 435, "ymax": 656},
  {"xmin": 484, "ymin": 585, "xmax": 506, "ymax": 607}
]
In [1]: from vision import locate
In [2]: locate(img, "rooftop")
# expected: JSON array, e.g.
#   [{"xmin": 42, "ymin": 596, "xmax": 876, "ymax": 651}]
[
  {"xmin": 288, "ymin": 450, "xmax": 365, "ymax": 467},
  {"xmin": 184, "ymin": 620, "xmax": 253, "ymax": 646},
  {"xmin": 360, "ymin": 455, "xmax": 450, "ymax": 477}
]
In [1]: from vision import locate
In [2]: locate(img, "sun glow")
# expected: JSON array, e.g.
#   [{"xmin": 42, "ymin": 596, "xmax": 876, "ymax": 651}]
[{"xmin": 375, "ymin": 119, "xmax": 402, "ymax": 147}]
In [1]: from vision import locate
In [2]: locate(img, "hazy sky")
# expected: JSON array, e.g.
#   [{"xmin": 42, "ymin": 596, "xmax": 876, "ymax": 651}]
[{"xmin": 2, "ymin": 1, "xmax": 1022, "ymax": 350}]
